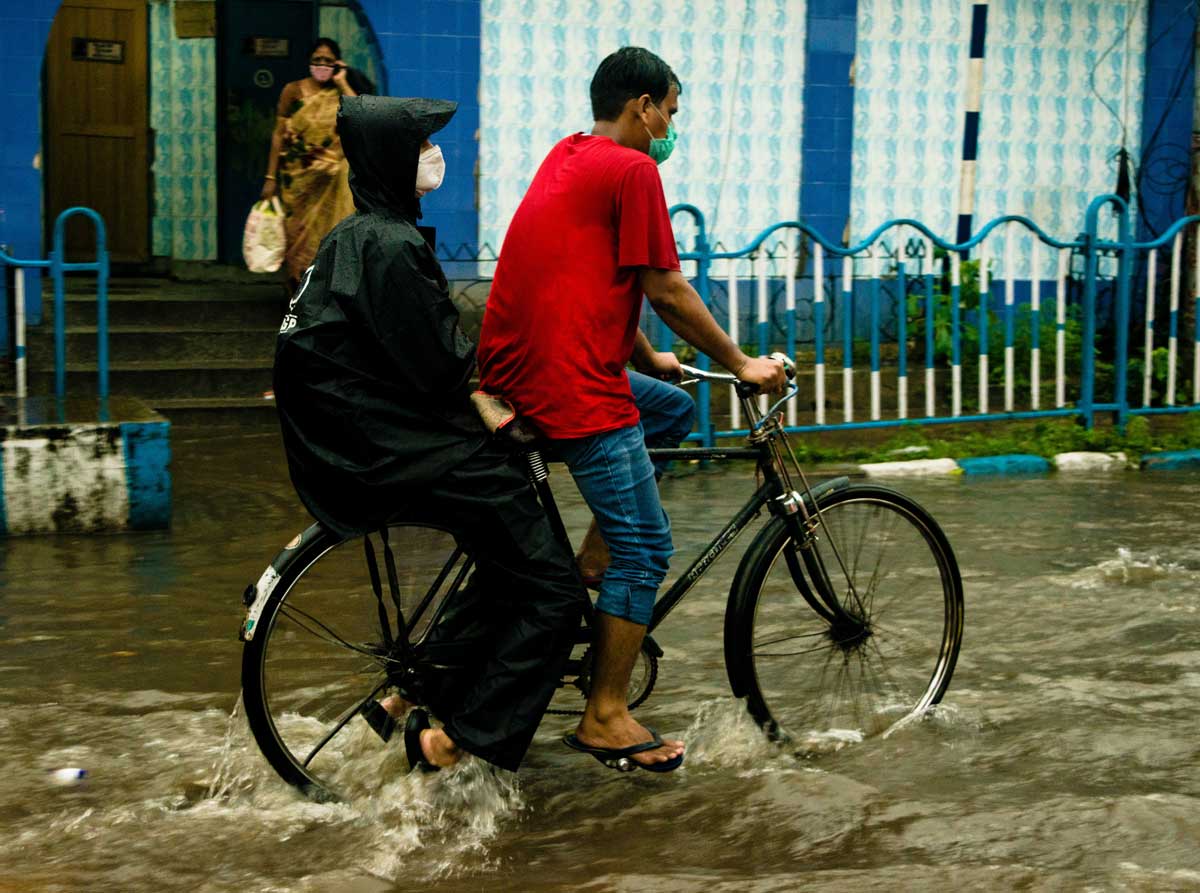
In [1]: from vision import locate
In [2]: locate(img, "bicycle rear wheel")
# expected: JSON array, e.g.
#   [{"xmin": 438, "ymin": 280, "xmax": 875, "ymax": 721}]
[
  {"xmin": 725, "ymin": 484, "xmax": 963, "ymax": 746},
  {"xmin": 240, "ymin": 522, "xmax": 477, "ymax": 800}
]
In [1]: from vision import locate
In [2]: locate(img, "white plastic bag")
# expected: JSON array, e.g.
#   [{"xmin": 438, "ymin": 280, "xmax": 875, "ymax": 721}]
[{"xmin": 242, "ymin": 197, "xmax": 286, "ymax": 273}]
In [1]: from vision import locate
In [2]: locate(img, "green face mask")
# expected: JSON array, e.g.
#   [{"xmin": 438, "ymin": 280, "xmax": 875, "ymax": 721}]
[{"xmin": 645, "ymin": 104, "xmax": 676, "ymax": 165}]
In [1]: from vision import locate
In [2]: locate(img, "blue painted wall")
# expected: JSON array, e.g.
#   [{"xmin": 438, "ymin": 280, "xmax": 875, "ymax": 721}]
[
  {"xmin": 360, "ymin": 0, "xmax": 480, "ymax": 257},
  {"xmin": 0, "ymin": 0, "xmax": 54, "ymax": 324},
  {"xmin": 801, "ymin": 0, "xmax": 856, "ymax": 245},
  {"xmin": 1136, "ymin": 0, "xmax": 1195, "ymax": 241}
]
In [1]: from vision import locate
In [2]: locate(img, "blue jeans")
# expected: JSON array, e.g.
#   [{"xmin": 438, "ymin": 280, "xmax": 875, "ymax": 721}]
[
  {"xmin": 628, "ymin": 370, "xmax": 697, "ymax": 478},
  {"xmin": 552, "ymin": 372, "xmax": 695, "ymax": 625}
]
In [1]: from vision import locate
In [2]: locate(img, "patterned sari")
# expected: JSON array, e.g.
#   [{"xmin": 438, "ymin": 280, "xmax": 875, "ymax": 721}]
[{"xmin": 278, "ymin": 87, "xmax": 355, "ymax": 284}]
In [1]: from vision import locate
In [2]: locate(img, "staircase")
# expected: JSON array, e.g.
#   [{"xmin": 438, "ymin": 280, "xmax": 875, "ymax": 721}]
[{"xmin": 25, "ymin": 276, "xmax": 283, "ymax": 427}]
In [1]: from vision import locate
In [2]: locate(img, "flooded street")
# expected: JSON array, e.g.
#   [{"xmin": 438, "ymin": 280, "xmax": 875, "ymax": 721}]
[{"xmin": 2, "ymin": 427, "xmax": 1199, "ymax": 892}]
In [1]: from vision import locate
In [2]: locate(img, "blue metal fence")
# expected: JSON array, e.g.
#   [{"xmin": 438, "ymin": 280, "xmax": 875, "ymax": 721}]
[
  {"xmin": 0, "ymin": 207, "xmax": 110, "ymax": 400},
  {"xmin": 656, "ymin": 196, "xmax": 1200, "ymax": 446}
]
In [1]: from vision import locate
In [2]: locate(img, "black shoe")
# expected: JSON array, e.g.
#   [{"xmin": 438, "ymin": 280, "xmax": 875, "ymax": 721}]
[{"xmin": 404, "ymin": 708, "xmax": 439, "ymax": 773}]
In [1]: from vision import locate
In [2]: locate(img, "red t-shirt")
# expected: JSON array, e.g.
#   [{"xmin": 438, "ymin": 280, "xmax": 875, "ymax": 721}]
[{"xmin": 477, "ymin": 134, "xmax": 681, "ymax": 439}]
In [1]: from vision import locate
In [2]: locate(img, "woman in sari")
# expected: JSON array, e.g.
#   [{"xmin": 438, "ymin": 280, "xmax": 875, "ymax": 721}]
[{"xmin": 260, "ymin": 38, "xmax": 360, "ymax": 291}]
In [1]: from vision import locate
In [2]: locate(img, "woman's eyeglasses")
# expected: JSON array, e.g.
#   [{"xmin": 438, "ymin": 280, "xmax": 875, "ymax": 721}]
[{"xmin": 310, "ymin": 56, "xmax": 337, "ymax": 65}]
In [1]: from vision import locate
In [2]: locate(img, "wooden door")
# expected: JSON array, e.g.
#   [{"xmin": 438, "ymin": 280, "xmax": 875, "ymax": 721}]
[{"xmin": 45, "ymin": 0, "xmax": 149, "ymax": 263}]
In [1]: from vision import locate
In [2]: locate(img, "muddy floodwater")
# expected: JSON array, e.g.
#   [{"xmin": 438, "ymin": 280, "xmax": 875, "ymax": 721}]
[{"xmin": 1, "ymin": 428, "xmax": 1199, "ymax": 892}]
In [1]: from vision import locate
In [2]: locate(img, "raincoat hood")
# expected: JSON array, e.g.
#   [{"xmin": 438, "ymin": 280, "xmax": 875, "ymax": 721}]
[{"xmin": 337, "ymin": 95, "xmax": 457, "ymax": 218}]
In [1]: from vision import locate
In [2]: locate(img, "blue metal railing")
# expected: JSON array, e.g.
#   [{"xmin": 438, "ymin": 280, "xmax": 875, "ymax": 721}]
[
  {"xmin": 0, "ymin": 207, "xmax": 110, "ymax": 400},
  {"xmin": 657, "ymin": 196, "xmax": 1200, "ymax": 446}
]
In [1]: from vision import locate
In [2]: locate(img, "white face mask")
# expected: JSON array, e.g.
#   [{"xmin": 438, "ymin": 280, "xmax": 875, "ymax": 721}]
[{"xmin": 415, "ymin": 144, "xmax": 445, "ymax": 197}]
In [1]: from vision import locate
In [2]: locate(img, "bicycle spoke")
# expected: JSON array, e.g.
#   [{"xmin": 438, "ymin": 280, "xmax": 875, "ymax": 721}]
[
  {"xmin": 302, "ymin": 678, "xmax": 389, "ymax": 769},
  {"xmin": 279, "ymin": 603, "xmax": 398, "ymax": 666},
  {"xmin": 753, "ymin": 628, "xmax": 827, "ymax": 649},
  {"xmin": 756, "ymin": 643, "xmax": 840, "ymax": 658},
  {"xmin": 862, "ymin": 509, "xmax": 906, "ymax": 618}
]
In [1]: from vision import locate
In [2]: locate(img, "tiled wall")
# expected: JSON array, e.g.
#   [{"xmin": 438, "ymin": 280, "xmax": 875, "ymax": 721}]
[
  {"xmin": 851, "ymin": 0, "xmax": 970, "ymax": 243},
  {"xmin": 802, "ymin": 0, "xmax": 857, "ymax": 245},
  {"xmin": 360, "ymin": 0, "xmax": 480, "ymax": 259},
  {"xmin": 478, "ymin": 0, "xmax": 808, "ymax": 255},
  {"xmin": 974, "ymin": 0, "xmax": 1146, "ymax": 278},
  {"xmin": 150, "ymin": 0, "xmax": 218, "ymax": 261},
  {"xmin": 851, "ymin": 0, "xmax": 1147, "ymax": 276}
]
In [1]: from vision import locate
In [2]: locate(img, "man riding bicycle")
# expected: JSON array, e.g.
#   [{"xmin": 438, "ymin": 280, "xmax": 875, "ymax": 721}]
[{"xmin": 471, "ymin": 47, "xmax": 786, "ymax": 772}]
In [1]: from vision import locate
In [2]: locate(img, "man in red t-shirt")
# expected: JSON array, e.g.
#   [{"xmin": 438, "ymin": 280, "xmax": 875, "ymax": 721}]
[{"xmin": 415, "ymin": 48, "xmax": 785, "ymax": 773}]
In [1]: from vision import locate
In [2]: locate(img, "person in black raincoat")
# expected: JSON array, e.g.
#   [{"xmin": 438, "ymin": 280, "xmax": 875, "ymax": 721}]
[{"xmin": 274, "ymin": 95, "xmax": 586, "ymax": 772}]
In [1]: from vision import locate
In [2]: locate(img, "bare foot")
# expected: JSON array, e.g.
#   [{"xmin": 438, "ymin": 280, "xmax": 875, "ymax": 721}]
[
  {"xmin": 574, "ymin": 710, "xmax": 684, "ymax": 768},
  {"xmin": 419, "ymin": 727, "xmax": 464, "ymax": 769},
  {"xmin": 380, "ymin": 694, "xmax": 412, "ymax": 719}
]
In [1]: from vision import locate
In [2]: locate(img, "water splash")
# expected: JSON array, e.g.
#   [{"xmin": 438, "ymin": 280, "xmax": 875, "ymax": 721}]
[
  {"xmin": 1067, "ymin": 547, "xmax": 1184, "ymax": 589},
  {"xmin": 205, "ymin": 697, "xmax": 257, "ymax": 802},
  {"xmin": 194, "ymin": 700, "xmax": 526, "ymax": 882},
  {"xmin": 682, "ymin": 698, "xmax": 779, "ymax": 769}
]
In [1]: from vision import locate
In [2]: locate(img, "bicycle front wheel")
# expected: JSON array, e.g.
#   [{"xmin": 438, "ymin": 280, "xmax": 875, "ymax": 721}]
[
  {"xmin": 241, "ymin": 522, "xmax": 476, "ymax": 800},
  {"xmin": 725, "ymin": 484, "xmax": 963, "ymax": 746}
]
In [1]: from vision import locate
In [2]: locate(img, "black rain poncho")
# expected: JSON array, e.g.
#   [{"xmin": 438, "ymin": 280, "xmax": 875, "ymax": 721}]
[
  {"xmin": 272, "ymin": 96, "xmax": 585, "ymax": 771},
  {"xmin": 274, "ymin": 96, "xmax": 485, "ymax": 537}
]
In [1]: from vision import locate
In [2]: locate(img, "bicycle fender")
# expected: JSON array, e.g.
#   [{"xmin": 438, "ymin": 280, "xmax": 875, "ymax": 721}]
[
  {"xmin": 240, "ymin": 522, "xmax": 329, "ymax": 642},
  {"xmin": 770, "ymin": 475, "xmax": 852, "ymax": 519}
]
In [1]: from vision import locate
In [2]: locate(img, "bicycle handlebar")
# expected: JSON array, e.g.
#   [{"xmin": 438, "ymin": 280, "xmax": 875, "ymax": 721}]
[
  {"xmin": 678, "ymin": 354, "xmax": 799, "ymax": 429},
  {"xmin": 678, "ymin": 352, "xmax": 796, "ymax": 387}
]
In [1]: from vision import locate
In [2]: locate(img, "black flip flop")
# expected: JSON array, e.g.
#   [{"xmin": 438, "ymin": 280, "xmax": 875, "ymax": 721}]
[
  {"xmin": 404, "ymin": 708, "xmax": 439, "ymax": 773},
  {"xmin": 563, "ymin": 729, "xmax": 684, "ymax": 773},
  {"xmin": 360, "ymin": 700, "xmax": 397, "ymax": 743}
]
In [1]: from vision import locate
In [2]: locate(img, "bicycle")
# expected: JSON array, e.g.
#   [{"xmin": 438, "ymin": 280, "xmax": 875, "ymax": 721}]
[{"xmin": 238, "ymin": 357, "xmax": 964, "ymax": 801}]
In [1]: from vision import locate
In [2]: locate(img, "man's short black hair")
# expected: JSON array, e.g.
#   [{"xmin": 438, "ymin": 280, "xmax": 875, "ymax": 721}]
[{"xmin": 590, "ymin": 47, "xmax": 682, "ymax": 121}]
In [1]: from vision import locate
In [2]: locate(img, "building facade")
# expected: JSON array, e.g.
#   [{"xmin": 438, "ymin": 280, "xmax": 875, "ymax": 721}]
[{"xmin": 0, "ymin": 0, "xmax": 1193, "ymax": 321}]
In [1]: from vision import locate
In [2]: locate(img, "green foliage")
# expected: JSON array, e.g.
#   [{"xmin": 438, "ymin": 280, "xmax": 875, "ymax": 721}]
[
  {"xmin": 1126, "ymin": 347, "xmax": 1188, "ymax": 406},
  {"xmin": 904, "ymin": 254, "xmax": 1093, "ymax": 408}
]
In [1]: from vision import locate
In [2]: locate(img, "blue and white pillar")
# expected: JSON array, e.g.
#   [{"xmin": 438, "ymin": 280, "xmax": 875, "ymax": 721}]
[{"xmin": 956, "ymin": 1, "xmax": 989, "ymax": 245}]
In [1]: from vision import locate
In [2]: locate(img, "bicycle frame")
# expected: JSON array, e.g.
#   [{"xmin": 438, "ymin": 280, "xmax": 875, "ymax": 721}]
[
  {"xmin": 642, "ymin": 446, "xmax": 787, "ymax": 634},
  {"xmin": 526, "ymin": 387, "xmax": 863, "ymax": 638}
]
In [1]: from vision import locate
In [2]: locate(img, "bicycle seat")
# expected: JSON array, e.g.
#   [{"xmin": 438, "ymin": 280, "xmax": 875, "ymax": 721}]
[{"xmin": 470, "ymin": 390, "xmax": 543, "ymax": 450}]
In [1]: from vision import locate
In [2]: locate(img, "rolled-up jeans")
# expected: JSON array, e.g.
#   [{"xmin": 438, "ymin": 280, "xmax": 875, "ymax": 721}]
[
  {"xmin": 553, "ymin": 422, "xmax": 670, "ymax": 625},
  {"xmin": 550, "ymin": 372, "xmax": 696, "ymax": 625}
]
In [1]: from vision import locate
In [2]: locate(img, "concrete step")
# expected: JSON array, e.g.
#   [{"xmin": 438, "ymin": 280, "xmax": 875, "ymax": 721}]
[
  {"xmin": 50, "ymin": 289, "xmax": 283, "ymax": 329},
  {"xmin": 26, "ymin": 326, "xmax": 277, "ymax": 366},
  {"xmin": 27, "ymin": 359, "xmax": 274, "ymax": 400},
  {"xmin": 150, "ymin": 396, "xmax": 280, "ymax": 428}
]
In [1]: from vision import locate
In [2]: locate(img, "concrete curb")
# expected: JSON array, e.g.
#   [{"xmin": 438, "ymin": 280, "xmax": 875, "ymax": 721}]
[
  {"xmin": 839, "ymin": 449, "xmax": 1200, "ymax": 478},
  {"xmin": 1, "ymin": 417, "xmax": 171, "ymax": 535},
  {"xmin": 1139, "ymin": 449, "xmax": 1200, "ymax": 471}
]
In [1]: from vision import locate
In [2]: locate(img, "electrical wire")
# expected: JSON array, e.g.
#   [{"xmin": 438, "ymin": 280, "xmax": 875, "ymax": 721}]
[
  {"xmin": 1089, "ymin": 0, "xmax": 1144, "ymax": 146},
  {"xmin": 1135, "ymin": 1, "xmax": 1197, "ymax": 236}
]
